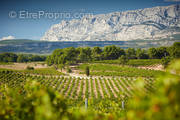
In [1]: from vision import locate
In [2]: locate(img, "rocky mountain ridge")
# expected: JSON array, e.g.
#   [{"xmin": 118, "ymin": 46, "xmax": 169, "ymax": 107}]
[{"xmin": 41, "ymin": 4, "xmax": 180, "ymax": 41}]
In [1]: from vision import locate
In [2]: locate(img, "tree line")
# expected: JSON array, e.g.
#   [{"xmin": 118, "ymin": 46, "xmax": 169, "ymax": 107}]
[
  {"xmin": 0, "ymin": 53, "xmax": 46, "ymax": 63},
  {"xmin": 0, "ymin": 42, "xmax": 179, "ymax": 65},
  {"xmin": 46, "ymin": 42, "xmax": 180, "ymax": 66}
]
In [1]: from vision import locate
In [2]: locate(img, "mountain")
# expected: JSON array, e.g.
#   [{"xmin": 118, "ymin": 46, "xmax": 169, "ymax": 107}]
[{"xmin": 41, "ymin": 4, "xmax": 180, "ymax": 42}]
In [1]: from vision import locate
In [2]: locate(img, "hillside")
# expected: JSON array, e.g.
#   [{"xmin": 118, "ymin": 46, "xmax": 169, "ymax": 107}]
[{"xmin": 0, "ymin": 37, "xmax": 179, "ymax": 54}]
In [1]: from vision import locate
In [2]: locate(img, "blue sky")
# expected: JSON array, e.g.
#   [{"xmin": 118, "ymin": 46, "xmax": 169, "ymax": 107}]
[{"xmin": 0, "ymin": 0, "xmax": 180, "ymax": 40}]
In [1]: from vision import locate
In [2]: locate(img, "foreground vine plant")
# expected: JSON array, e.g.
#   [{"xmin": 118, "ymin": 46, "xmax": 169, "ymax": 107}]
[{"xmin": 0, "ymin": 60, "xmax": 179, "ymax": 120}]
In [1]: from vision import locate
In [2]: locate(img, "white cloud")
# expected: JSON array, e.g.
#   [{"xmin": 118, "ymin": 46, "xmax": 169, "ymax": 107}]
[
  {"xmin": 1, "ymin": 36, "xmax": 16, "ymax": 40},
  {"xmin": 164, "ymin": 0, "xmax": 180, "ymax": 2}
]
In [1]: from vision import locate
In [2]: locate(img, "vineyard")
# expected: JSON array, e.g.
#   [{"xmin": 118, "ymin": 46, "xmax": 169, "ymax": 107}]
[
  {"xmin": 0, "ymin": 70, "xmax": 154, "ymax": 100},
  {"xmin": 0, "ymin": 60, "xmax": 179, "ymax": 120},
  {"xmin": 92, "ymin": 59, "xmax": 161, "ymax": 66},
  {"xmin": 78, "ymin": 63, "xmax": 163, "ymax": 77}
]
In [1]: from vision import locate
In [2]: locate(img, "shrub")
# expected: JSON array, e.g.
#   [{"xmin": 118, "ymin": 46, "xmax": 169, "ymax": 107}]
[
  {"xmin": 67, "ymin": 67, "xmax": 72, "ymax": 73},
  {"xmin": 26, "ymin": 66, "xmax": 34, "ymax": 70}
]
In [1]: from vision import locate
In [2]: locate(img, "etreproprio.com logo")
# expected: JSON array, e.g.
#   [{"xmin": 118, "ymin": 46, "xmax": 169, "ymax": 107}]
[{"xmin": 9, "ymin": 10, "xmax": 94, "ymax": 20}]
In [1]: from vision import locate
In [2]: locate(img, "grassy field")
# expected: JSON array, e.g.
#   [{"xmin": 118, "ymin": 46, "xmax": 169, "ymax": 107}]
[
  {"xmin": 0, "ymin": 62, "xmax": 47, "ymax": 70},
  {"xmin": 0, "ymin": 62, "xmax": 14, "ymax": 65},
  {"xmin": 0, "ymin": 67, "xmax": 64, "ymax": 75}
]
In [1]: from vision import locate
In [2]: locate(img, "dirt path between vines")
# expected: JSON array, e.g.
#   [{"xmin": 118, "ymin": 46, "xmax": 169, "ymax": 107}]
[
  {"xmin": 92, "ymin": 79, "xmax": 98, "ymax": 98},
  {"xmin": 76, "ymin": 79, "xmax": 82, "ymax": 99},
  {"xmin": 82, "ymin": 79, "xmax": 86, "ymax": 99},
  {"xmin": 106, "ymin": 79, "xmax": 117, "ymax": 98},
  {"xmin": 64, "ymin": 78, "xmax": 73, "ymax": 97},
  {"xmin": 137, "ymin": 64, "xmax": 164, "ymax": 71},
  {"xmin": 97, "ymin": 78, "xmax": 104, "ymax": 98}
]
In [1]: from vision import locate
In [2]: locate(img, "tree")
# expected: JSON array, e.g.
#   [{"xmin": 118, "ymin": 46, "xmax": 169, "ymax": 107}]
[
  {"xmin": 30, "ymin": 55, "xmax": 46, "ymax": 61},
  {"xmin": 77, "ymin": 47, "xmax": 92, "ymax": 62},
  {"xmin": 102, "ymin": 45, "xmax": 125, "ymax": 60},
  {"xmin": 119, "ymin": 55, "xmax": 128, "ymax": 65},
  {"xmin": 46, "ymin": 48, "xmax": 71, "ymax": 65},
  {"xmin": 53, "ymin": 49, "xmax": 64, "ymax": 64},
  {"xmin": 156, "ymin": 47, "xmax": 169, "ymax": 58},
  {"xmin": 0, "ymin": 53, "xmax": 18, "ymax": 62},
  {"xmin": 126, "ymin": 48, "xmax": 136, "ymax": 59},
  {"xmin": 46, "ymin": 55, "xmax": 54, "ymax": 66},
  {"xmin": 148, "ymin": 48, "xmax": 159, "ymax": 59},
  {"xmin": 136, "ymin": 48, "xmax": 149, "ymax": 59},
  {"xmin": 169, "ymin": 42, "xmax": 180, "ymax": 58},
  {"xmin": 63, "ymin": 47, "xmax": 77, "ymax": 64},
  {"xmin": 148, "ymin": 47, "xmax": 169, "ymax": 59},
  {"xmin": 91, "ymin": 46, "xmax": 103, "ymax": 61},
  {"xmin": 17, "ymin": 55, "xmax": 28, "ymax": 63},
  {"xmin": 57, "ymin": 55, "xmax": 66, "ymax": 65},
  {"xmin": 85, "ymin": 66, "xmax": 90, "ymax": 76}
]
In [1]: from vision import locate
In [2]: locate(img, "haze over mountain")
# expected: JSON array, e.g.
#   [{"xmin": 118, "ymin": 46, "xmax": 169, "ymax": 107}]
[{"xmin": 41, "ymin": 4, "xmax": 180, "ymax": 42}]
